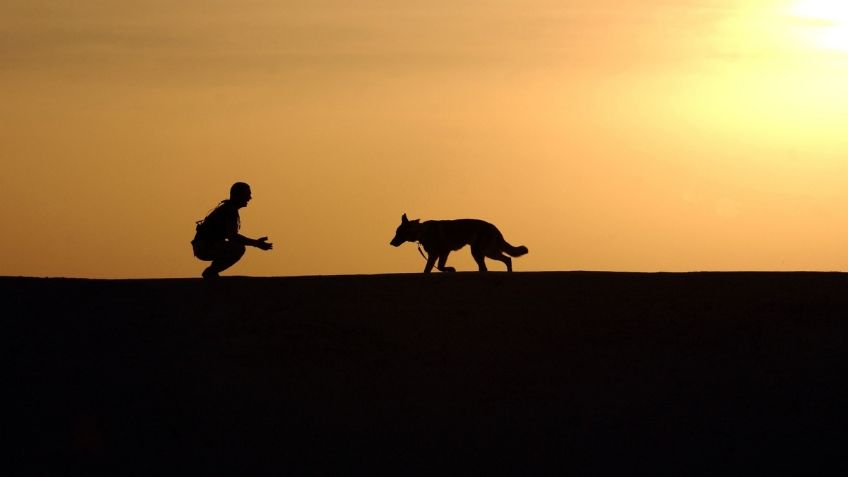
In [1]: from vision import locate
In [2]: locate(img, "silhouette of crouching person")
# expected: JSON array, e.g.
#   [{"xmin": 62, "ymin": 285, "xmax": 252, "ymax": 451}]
[{"xmin": 192, "ymin": 182, "xmax": 273, "ymax": 278}]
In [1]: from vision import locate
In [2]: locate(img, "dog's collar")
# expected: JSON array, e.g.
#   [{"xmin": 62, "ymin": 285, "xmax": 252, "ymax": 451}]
[{"xmin": 414, "ymin": 220, "xmax": 430, "ymax": 241}]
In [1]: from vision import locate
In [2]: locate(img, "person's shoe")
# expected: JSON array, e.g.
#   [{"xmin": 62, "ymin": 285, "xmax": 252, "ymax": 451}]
[{"xmin": 202, "ymin": 267, "xmax": 219, "ymax": 279}]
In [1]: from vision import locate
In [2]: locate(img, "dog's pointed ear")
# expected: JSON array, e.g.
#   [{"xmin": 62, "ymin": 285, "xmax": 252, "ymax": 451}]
[{"xmin": 402, "ymin": 213, "xmax": 408, "ymax": 224}]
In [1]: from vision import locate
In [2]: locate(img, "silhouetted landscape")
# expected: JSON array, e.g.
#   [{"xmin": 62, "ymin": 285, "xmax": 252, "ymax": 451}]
[{"xmin": 8, "ymin": 272, "xmax": 848, "ymax": 475}]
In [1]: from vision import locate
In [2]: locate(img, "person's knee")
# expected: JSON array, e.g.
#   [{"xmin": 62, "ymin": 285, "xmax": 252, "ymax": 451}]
[
  {"xmin": 220, "ymin": 243, "xmax": 245, "ymax": 264},
  {"xmin": 208, "ymin": 242, "xmax": 246, "ymax": 272}
]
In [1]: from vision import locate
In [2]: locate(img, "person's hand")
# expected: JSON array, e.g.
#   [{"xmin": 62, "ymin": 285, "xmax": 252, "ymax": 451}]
[{"xmin": 255, "ymin": 237, "xmax": 273, "ymax": 251}]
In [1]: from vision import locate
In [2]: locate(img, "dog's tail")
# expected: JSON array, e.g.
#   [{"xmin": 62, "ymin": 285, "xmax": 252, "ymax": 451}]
[{"xmin": 503, "ymin": 241, "xmax": 529, "ymax": 257}]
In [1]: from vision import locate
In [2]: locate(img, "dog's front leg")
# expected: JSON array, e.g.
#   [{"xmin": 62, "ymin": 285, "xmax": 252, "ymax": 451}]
[
  {"xmin": 424, "ymin": 254, "xmax": 437, "ymax": 273},
  {"xmin": 437, "ymin": 253, "xmax": 456, "ymax": 272}
]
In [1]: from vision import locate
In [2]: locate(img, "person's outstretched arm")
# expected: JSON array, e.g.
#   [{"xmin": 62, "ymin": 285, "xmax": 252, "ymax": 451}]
[{"xmin": 235, "ymin": 234, "xmax": 273, "ymax": 250}]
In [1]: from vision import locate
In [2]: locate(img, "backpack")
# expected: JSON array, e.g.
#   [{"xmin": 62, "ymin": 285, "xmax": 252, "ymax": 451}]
[{"xmin": 193, "ymin": 201, "xmax": 236, "ymax": 242}]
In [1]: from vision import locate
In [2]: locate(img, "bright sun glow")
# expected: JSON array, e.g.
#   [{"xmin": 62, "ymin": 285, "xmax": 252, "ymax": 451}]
[{"xmin": 790, "ymin": 0, "xmax": 848, "ymax": 51}]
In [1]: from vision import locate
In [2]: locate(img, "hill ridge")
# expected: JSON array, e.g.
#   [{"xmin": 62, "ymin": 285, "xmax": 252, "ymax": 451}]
[{"xmin": 8, "ymin": 272, "xmax": 848, "ymax": 474}]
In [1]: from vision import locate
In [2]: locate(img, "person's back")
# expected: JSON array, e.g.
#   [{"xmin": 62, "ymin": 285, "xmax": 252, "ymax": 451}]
[
  {"xmin": 191, "ymin": 182, "xmax": 273, "ymax": 278},
  {"xmin": 194, "ymin": 200, "xmax": 239, "ymax": 245}
]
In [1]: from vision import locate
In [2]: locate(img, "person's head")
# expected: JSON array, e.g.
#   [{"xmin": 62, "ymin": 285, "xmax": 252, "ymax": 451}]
[{"xmin": 229, "ymin": 182, "xmax": 252, "ymax": 208}]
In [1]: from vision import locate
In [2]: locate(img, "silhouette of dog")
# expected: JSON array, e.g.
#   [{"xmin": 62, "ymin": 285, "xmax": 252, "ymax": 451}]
[{"xmin": 390, "ymin": 213, "xmax": 528, "ymax": 273}]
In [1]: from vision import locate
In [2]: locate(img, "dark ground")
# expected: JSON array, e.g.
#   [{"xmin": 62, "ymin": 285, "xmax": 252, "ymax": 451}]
[{"xmin": 6, "ymin": 272, "xmax": 848, "ymax": 475}]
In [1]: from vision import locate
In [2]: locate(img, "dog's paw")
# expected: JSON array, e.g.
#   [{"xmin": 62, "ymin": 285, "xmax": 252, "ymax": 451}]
[{"xmin": 440, "ymin": 267, "xmax": 456, "ymax": 272}]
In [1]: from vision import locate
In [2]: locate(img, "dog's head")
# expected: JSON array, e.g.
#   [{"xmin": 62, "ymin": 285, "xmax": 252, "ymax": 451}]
[{"xmin": 390, "ymin": 213, "xmax": 420, "ymax": 247}]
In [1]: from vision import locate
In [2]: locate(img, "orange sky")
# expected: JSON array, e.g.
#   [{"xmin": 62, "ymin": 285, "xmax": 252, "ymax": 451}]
[{"xmin": 2, "ymin": 0, "xmax": 848, "ymax": 277}]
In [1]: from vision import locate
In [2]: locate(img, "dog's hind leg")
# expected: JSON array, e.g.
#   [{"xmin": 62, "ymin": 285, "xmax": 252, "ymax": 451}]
[
  {"xmin": 488, "ymin": 252, "xmax": 512, "ymax": 272},
  {"xmin": 437, "ymin": 253, "xmax": 456, "ymax": 272}
]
